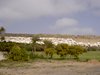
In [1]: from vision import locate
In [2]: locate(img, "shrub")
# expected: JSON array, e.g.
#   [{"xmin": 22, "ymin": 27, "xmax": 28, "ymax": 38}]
[
  {"xmin": 0, "ymin": 42, "xmax": 15, "ymax": 52},
  {"xmin": 44, "ymin": 48, "xmax": 56, "ymax": 59},
  {"xmin": 87, "ymin": 46, "xmax": 100, "ymax": 51},
  {"xmin": 29, "ymin": 52, "xmax": 45, "ymax": 59},
  {"xmin": 56, "ymin": 44, "xmax": 69, "ymax": 58},
  {"xmin": 8, "ymin": 45, "xmax": 29, "ymax": 61},
  {"xmin": 68, "ymin": 45, "xmax": 86, "ymax": 59},
  {"xmin": 43, "ymin": 40, "xmax": 54, "ymax": 48},
  {"xmin": 33, "ymin": 44, "xmax": 44, "ymax": 51},
  {"xmin": 43, "ymin": 40, "xmax": 55, "ymax": 58}
]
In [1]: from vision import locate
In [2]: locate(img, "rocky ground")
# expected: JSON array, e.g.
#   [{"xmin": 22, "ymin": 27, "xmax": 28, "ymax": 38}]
[{"xmin": 0, "ymin": 60, "xmax": 100, "ymax": 75}]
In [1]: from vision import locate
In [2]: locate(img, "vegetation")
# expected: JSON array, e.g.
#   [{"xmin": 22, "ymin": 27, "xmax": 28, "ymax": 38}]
[
  {"xmin": 0, "ymin": 39, "xmax": 98, "ymax": 61},
  {"xmin": 56, "ymin": 44, "xmax": 69, "ymax": 58},
  {"xmin": 8, "ymin": 45, "xmax": 29, "ymax": 61},
  {"xmin": 79, "ymin": 51, "xmax": 100, "ymax": 61},
  {"xmin": 0, "ymin": 42, "xmax": 15, "ymax": 52},
  {"xmin": 31, "ymin": 35, "xmax": 40, "ymax": 53},
  {"xmin": 68, "ymin": 45, "xmax": 86, "ymax": 59},
  {"xmin": 0, "ymin": 27, "xmax": 100, "ymax": 62},
  {"xmin": 43, "ymin": 40, "xmax": 56, "ymax": 59},
  {"xmin": 87, "ymin": 46, "xmax": 100, "ymax": 51},
  {"xmin": 44, "ymin": 48, "xmax": 56, "ymax": 59},
  {"xmin": 43, "ymin": 40, "xmax": 54, "ymax": 48},
  {"xmin": 0, "ymin": 27, "xmax": 5, "ymax": 42}
]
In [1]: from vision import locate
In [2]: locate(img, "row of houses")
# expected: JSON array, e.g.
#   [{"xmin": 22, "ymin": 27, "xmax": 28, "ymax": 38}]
[
  {"xmin": 39, "ymin": 37, "xmax": 100, "ymax": 47},
  {"xmin": 5, "ymin": 36, "xmax": 32, "ymax": 43},
  {"xmin": 4, "ymin": 36, "xmax": 100, "ymax": 47}
]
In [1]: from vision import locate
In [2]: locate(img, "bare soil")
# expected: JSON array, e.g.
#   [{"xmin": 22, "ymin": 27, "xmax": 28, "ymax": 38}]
[{"xmin": 0, "ymin": 60, "xmax": 100, "ymax": 75}]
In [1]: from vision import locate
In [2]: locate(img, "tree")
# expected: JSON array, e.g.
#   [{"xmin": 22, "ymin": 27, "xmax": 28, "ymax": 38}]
[
  {"xmin": 43, "ymin": 40, "xmax": 55, "ymax": 58},
  {"xmin": 87, "ymin": 46, "xmax": 100, "ymax": 51},
  {"xmin": 44, "ymin": 48, "xmax": 56, "ymax": 59},
  {"xmin": 0, "ymin": 27, "xmax": 5, "ymax": 42},
  {"xmin": 56, "ymin": 44, "xmax": 69, "ymax": 58},
  {"xmin": 0, "ymin": 42, "xmax": 14, "ymax": 52},
  {"xmin": 0, "ymin": 27, "xmax": 5, "ymax": 34},
  {"xmin": 8, "ymin": 45, "xmax": 29, "ymax": 61},
  {"xmin": 32, "ymin": 35, "xmax": 40, "ymax": 44},
  {"xmin": 43, "ymin": 40, "xmax": 54, "ymax": 48},
  {"xmin": 31, "ymin": 35, "xmax": 40, "ymax": 53},
  {"xmin": 68, "ymin": 45, "xmax": 86, "ymax": 59}
]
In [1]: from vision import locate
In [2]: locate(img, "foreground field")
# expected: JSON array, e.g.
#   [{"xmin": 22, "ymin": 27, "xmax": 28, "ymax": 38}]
[
  {"xmin": 0, "ymin": 51, "xmax": 100, "ymax": 75},
  {"xmin": 0, "ymin": 60, "xmax": 100, "ymax": 75}
]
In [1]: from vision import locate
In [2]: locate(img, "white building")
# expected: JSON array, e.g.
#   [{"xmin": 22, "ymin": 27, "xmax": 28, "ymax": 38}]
[{"xmin": 2, "ymin": 36, "xmax": 100, "ymax": 47}]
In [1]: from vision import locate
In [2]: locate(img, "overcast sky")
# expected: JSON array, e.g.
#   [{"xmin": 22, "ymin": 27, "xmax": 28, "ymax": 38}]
[{"xmin": 0, "ymin": 0, "xmax": 100, "ymax": 35}]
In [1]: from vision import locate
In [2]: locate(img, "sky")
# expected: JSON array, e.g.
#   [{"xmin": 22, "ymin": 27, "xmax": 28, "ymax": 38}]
[{"xmin": 0, "ymin": 0, "xmax": 100, "ymax": 35}]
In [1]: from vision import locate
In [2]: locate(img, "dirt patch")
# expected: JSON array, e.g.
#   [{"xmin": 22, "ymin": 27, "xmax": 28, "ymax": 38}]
[
  {"xmin": 0, "ymin": 52, "xmax": 5, "ymax": 61},
  {"xmin": 88, "ymin": 59, "xmax": 100, "ymax": 64},
  {"xmin": 0, "ymin": 60, "xmax": 100, "ymax": 75}
]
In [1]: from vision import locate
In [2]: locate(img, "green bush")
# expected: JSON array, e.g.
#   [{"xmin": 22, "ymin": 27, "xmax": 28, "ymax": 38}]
[
  {"xmin": 29, "ymin": 52, "xmax": 45, "ymax": 59},
  {"xmin": 56, "ymin": 44, "xmax": 69, "ymax": 58},
  {"xmin": 43, "ymin": 40, "xmax": 54, "ymax": 48},
  {"xmin": 68, "ymin": 45, "xmax": 86, "ymax": 59},
  {"xmin": 55, "ymin": 44, "xmax": 86, "ymax": 59},
  {"xmin": 8, "ymin": 45, "xmax": 29, "ymax": 61},
  {"xmin": 0, "ymin": 42, "xmax": 15, "ymax": 52},
  {"xmin": 44, "ymin": 48, "xmax": 56, "ymax": 59}
]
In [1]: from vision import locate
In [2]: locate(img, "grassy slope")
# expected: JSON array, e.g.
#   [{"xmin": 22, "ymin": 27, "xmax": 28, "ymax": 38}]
[{"xmin": 79, "ymin": 51, "xmax": 100, "ymax": 61}]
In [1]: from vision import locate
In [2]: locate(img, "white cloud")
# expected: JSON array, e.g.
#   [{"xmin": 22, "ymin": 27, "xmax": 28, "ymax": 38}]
[
  {"xmin": 52, "ymin": 17, "xmax": 95, "ymax": 35},
  {"xmin": 54, "ymin": 18, "xmax": 78, "ymax": 29},
  {"xmin": 0, "ymin": 0, "xmax": 100, "ymax": 20},
  {"xmin": 0, "ymin": 0, "xmax": 87, "ymax": 20}
]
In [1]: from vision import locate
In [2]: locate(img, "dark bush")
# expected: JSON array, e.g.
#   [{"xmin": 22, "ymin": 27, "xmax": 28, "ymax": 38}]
[
  {"xmin": 87, "ymin": 46, "xmax": 100, "ymax": 51},
  {"xmin": 0, "ymin": 42, "xmax": 15, "ymax": 52}
]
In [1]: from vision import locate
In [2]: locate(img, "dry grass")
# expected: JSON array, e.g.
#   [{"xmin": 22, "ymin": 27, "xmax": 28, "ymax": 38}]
[{"xmin": 0, "ymin": 60, "xmax": 100, "ymax": 75}]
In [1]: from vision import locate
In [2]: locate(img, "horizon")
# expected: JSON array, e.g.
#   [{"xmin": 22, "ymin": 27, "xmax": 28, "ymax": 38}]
[{"xmin": 4, "ymin": 33, "xmax": 100, "ymax": 37}]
